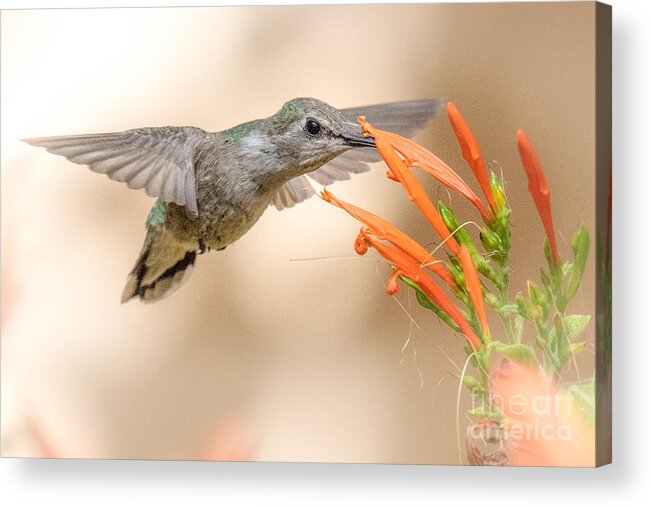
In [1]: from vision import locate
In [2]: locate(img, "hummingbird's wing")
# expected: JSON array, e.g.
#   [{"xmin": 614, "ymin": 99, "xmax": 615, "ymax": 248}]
[
  {"xmin": 24, "ymin": 126, "xmax": 210, "ymax": 217},
  {"xmin": 271, "ymin": 99, "xmax": 442, "ymax": 209},
  {"xmin": 341, "ymin": 99, "xmax": 444, "ymax": 138},
  {"xmin": 271, "ymin": 175, "xmax": 315, "ymax": 210}
]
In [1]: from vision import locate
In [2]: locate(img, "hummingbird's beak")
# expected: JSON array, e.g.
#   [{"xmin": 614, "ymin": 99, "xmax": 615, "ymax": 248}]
[{"xmin": 342, "ymin": 132, "xmax": 376, "ymax": 148}]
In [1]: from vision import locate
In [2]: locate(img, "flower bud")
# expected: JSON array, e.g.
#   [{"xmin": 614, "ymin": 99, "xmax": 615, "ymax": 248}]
[
  {"xmin": 480, "ymin": 228, "xmax": 501, "ymax": 251},
  {"xmin": 490, "ymin": 172, "xmax": 507, "ymax": 211}
]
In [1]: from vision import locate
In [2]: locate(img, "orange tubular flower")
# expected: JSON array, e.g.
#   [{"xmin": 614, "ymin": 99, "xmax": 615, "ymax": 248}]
[
  {"xmin": 320, "ymin": 189, "xmax": 456, "ymax": 289},
  {"xmin": 459, "ymin": 245, "xmax": 489, "ymax": 339},
  {"xmin": 370, "ymin": 134, "xmax": 461, "ymax": 256},
  {"xmin": 359, "ymin": 118, "xmax": 492, "ymax": 222},
  {"xmin": 447, "ymin": 102, "xmax": 498, "ymax": 214},
  {"xmin": 360, "ymin": 232, "xmax": 481, "ymax": 351},
  {"xmin": 517, "ymin": 129, "xmax": 559, "ymax": 264}
]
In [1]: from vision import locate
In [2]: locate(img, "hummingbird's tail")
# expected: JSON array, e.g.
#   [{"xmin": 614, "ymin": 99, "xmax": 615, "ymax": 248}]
[{"xmin": 121, "ymin": 226, "xmax": 197, "ymax": 304}]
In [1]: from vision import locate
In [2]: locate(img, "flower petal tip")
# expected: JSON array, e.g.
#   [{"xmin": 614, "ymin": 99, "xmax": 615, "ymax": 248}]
[
  {"xmin": 517, "ymin": 129, "xmax": 559, "ymax": 264},
  {"xmin": 386, "ymin": 270, "xmax": 401, "ymax": 295}
]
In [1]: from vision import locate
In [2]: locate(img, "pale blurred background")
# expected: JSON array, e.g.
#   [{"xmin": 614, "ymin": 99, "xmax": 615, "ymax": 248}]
[{"xmin": 1, "ymin": 3, "xmax": 596, "ymax": 463}]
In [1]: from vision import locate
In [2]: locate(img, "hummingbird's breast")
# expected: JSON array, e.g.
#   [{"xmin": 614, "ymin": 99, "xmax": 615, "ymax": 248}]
[{"xmin": 165, "ymin": 135, "xmax": 279, "ymax": 250}]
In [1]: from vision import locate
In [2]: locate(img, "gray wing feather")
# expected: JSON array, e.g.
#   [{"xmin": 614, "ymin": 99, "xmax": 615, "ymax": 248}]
[
  {"xmin": 308, "ymin": 149, "xmax": 379, "ymax": 185},
  {"xmin": 23, "ymin": 126, "xmax": 210, "ymax": 217},
  {"xmin": 306, "ymin": 98, "xmax": 443, "ymax": 188},
  {"xmin": 271, "ymin": 175, "xmax": 315, "ymax": 210},
  {"xmin": 341, "ymin": 99, "xmax": 444, "ymax": 137}
]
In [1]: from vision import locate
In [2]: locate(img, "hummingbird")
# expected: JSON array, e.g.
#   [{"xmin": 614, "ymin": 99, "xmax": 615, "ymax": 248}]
[{"xmin": 25, "ymin": 97, "xmax": 440, "ymax": 303}]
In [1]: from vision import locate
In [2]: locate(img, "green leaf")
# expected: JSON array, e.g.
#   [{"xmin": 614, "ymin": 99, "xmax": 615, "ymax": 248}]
[
  {"xmin": 566, "ymin": 225, "xmax": 590, "ymax": 301},
  {"xmin": 528, "ymin": 281, "xmax": 548, "ymax": 321},
  {"xmin": 484, "ymin": 291, "xmax": 500, "ymax": 310},
  {"xmin": 462, "ymin": 375, "xmax": 484, "ymax": 394},
  {"xmin": 402, "ymin": 277, "xmax": 460, "ymax": 332},
  {"xmin": 550, "ymin": 314, "xmax": 565, "ymax": 360},
  {"xmin": 515, "ymin": 293, "xmax": 531, "ymax": 319},
  {"xmin": 540, "ymin": 268, "xmax": 551, "ymax": 289},
  {"xmin": 549, "ymin": 314, "xmax": 591, "ymax": 345},
  {"xmin": 495, "ymin": 343, "xmax": 537, "ymax": 367},
  {"xmin": 499, "ymin": 304, "xmax": 519, "ymax": 316},
  {"xmin": 570, "ymin": 342, "xmax": 586, "ymax": 354},
  {"xmin": 565, "ymin": 379, "xmax": 595, "ymax": 427},
  {"xmin": 514, "ymin": 315, "xmax": 525, "ymax": 343},
  {"xmin": 438, "ymin": 201, "xmax": 497, "ymax": 282},
  {"xmin": 565, "ymin": 314, "xmax": 591, "ymax": 339},
  {"xmin": 528, "ymin": 281, "xmax": 546, "ymax": 307},
  {"xmin": 549, "ymin": 315, "xmax": 590, "ymax": 342}
]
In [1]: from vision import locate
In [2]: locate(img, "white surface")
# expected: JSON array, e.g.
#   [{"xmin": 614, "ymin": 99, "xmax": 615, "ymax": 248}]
[{"xmin": 0, "ymin": 0, "xmax": 648, "ymax": 505}]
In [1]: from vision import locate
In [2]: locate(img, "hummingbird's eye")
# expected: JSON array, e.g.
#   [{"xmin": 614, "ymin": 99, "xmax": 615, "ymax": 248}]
[{"xmin": 305, "ymin": 118, "xmax": 322, "ymax": 136}]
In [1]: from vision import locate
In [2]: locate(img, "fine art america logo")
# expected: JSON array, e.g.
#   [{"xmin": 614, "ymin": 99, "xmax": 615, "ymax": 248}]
[{"xmin": 469, "ymin": 390, "xmax": 575, "ymax": 441}]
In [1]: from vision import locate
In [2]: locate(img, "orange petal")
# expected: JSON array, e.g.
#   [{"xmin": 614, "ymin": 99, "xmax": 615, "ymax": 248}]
[
  {"xmin": 363, "ymin": 233, "xmax": 480, "ymax": 351},
  {"xmin": 447, "ymin": 102, "xmax": 498, "ymax": 213},
  {"xmin": 360, "ymin": 117, "xmax": 492, "ymax": 222},
  {"xmin": 354, "ymin": 231, "xmax": 369, "ymax": 255},
  {"xmin": 321, "ymin": 189, "xmax": 456, "ymax": 288},
  {"xmin": 374, "ymin": 137, "xmax": 461, "ymax": 256},
  {"xmin": 517, "ymin": 130, "xmax": 559, "ymax": 264},
  {"xmin": 386, "ymin": 269, "xmax": 402, "ymax": 295},
  {"xmin": 459, "ymin": 244, "xmax": 489, "ymax": 338}
]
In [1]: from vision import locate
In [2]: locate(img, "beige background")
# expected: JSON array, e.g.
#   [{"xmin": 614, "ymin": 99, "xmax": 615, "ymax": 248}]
[{"xmin": 1, "ymin": 2, "xmax": 596, "ymax": 463}]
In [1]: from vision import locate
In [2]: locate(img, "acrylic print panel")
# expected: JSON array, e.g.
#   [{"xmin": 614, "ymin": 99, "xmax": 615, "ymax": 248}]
[{"xmin": 1, "ymin": 2, "xmax": 611, "ymax": 466}]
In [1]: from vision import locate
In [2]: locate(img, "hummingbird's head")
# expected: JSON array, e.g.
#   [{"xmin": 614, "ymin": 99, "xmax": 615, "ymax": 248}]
[{"xmin": 267, "ymin": 97, "xmax": 375, "ymax": 176}]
